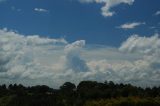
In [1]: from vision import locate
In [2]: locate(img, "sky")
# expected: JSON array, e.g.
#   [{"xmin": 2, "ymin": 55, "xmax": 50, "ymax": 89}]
[{"xmin": 0, "ymin": 0, "xmax": 160, "ymax": 88}]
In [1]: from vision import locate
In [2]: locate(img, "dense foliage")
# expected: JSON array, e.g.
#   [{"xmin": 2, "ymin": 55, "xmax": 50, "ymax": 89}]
[{"xmin": 0, "ymin": 81, "xmax": 160, "ymax": 106}]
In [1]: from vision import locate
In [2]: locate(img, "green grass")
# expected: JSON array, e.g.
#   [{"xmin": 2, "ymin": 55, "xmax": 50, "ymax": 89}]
[
  {"xmin": 84, "ymin": 97, "xmax": 160, "ymax": 106},
  {"xmin": 0, "ymin": 95, "xmax": 14, "ymax": 106}
]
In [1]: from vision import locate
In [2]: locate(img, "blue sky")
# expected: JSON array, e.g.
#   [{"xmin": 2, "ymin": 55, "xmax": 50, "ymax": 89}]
[
  {"xmin": 0, "ymin": 0, "xmax": 159, "ymax": 46},
  {"xmin": 0, "ymin": 0, "xmax": 160, "ymax": 87}
]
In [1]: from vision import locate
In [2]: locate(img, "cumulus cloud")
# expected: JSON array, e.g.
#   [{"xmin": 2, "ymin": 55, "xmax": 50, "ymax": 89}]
[
  {"xmin": 0, "ymin": 28, "xmax": 67, "ymax": 86},
  {"xmin": 117, "ymin": 22, "xmax": 145, "ymax": 29},
  {"xmin": 119, "ymin": 34, "xmax": 160, "ymax": 54},
  {"xmin": 118, "ymin": 34, "xmax": 160, "ymax": 86},
  {"xmin": 154, "ymin": 11, "xmax": 160, "ymax": 16},
  {"xmin": 79, "ymin": 0, "xmax": 135, "ymax": 17},
  {"xmin": 0, "ymin": 28, "xmax": 160, "ymax": 88},
  {"xmin": 34, "ymin": 8, "xmax": 48, "ymax": 13},
  {"xmin": 64, "ymin": 40, "xmax": 89, "ymax": 72}
]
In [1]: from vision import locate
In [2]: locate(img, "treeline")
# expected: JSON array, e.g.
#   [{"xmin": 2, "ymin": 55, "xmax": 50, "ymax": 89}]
[{"xmin": 0, "ymin": 81, "xmax": 160, "ymax": 106}]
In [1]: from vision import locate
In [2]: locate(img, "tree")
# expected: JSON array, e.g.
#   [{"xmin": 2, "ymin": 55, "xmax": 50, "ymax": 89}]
[{"xmin": 60, "ymin": 82, "xmax": 76, "ymax": 91}]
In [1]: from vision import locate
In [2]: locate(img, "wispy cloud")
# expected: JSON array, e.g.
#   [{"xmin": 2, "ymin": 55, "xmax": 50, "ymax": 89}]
[
  {"xmin": 154, "ymin": 11, "xmax": 160, "ymax": 16},
  {"xmin": 11, "ymin": 6, "xmax": 21, "ymax": 12},
  {"xmin": 79, "ymin": 0, "xmax": 135, "ymax": 17},
  {"xmin": 0, "ymin": 0, "xmax": 6, "ymax": 2},
  {"xmin": 34, "ymin": 8, "xmax": 49, "ymax": 13},
  {"xmin": 117, "ymin": 22, "xmax": 145, "ymax": 29}
]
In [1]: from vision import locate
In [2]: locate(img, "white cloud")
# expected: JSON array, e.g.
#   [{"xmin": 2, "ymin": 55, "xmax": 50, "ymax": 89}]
[
  {"xmin": 154, "ymin": 11, "xmax": 160, "ymax": 16},
  {"xmin": 118, "ymin": 34, "xmax": 160, "ymax": 86},
  {"xmin": 64, "ymin": 40, "xmax": 89, "ymax": 72},
  {"xmin": 118, "ymin": 22, "xmax": 145, "ymax": 29},
  {"xmin": 0, "ymin": 28, "xmax": 67, "ymax": 87},
  {"xmin": 119, "ymin": 34, "xmax": 160, "ymax": 54},
  {"xmin": 79, "ymin": 0, "xmax": 135, "ymax": 17},
  {"xmin": 34, "ymin": 8, "xmax": 48, "ymax": 13},
  {"xmin": 0, "ymin": 28, "xmax": 160, "ymax": 88}
]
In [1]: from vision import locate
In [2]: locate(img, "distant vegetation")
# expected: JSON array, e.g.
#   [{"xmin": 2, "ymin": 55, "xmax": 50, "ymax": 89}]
[{"xmin": 0, "ymin": 81, "xmax": 160, "ymax": 106}]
